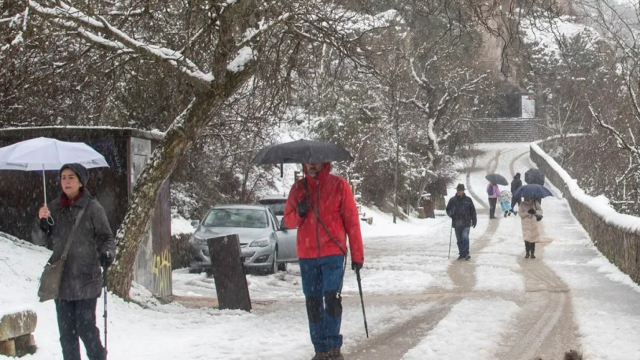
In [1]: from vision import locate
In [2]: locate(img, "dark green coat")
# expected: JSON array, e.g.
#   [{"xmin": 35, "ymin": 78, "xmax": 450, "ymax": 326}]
[{"xmin": 32, "ymin": 191, "xmax": 115, "ymax": 300}]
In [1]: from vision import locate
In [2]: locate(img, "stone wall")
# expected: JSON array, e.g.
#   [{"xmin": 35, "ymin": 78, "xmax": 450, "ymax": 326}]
[{"xmin": 530, "ymin": 146, "xmax": 640, "ymax": 284}]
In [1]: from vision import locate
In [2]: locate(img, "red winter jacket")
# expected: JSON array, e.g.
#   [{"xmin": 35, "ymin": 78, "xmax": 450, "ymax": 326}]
[{"xmin": 284, "ymin": 163, "xmax": 364, "ymax": 263}]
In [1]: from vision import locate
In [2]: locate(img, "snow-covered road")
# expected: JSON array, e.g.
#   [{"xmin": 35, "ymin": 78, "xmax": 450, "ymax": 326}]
[{"xmin": 2, "ymin": 143, "xmax": 640, "ymax": 360}]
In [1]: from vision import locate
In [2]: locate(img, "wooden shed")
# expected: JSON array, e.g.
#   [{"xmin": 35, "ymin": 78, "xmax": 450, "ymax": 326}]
[{"xmin": 0, "ymin": 127, "xmax": 173, "ymax": 297}]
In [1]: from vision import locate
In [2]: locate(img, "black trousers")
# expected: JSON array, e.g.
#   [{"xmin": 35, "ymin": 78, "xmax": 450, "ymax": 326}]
[
  {"xmin": 488, "ymin": 198, "xmax": 497, "ymax": 218},
  {"xmin": 511, "ymin": 196, "xmax": 521, "ymax": 212},
  {"xmin": 55, "ymin": 298, "xmax": 106, "ymax": 360},
  {"xmin": 525, "ymin": 241, "xmax": 536, "ymax": 254}
]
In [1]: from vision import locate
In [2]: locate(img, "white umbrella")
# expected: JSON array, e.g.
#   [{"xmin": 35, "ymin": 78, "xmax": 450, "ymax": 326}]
[{"xmin": 0, "ymin": 137, "xmax": 109, "ymax": 207}]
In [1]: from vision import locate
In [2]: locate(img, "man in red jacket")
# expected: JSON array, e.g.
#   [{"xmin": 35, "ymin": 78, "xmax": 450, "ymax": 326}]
[{"xmin": 284, "ymin": 162, "xmax": 365, "ymax": 360}]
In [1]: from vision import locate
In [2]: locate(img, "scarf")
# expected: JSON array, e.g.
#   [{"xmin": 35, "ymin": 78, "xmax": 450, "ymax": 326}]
[{"xmin": 60, "ymin": 189, "xmax": 84, "ymax": 207}]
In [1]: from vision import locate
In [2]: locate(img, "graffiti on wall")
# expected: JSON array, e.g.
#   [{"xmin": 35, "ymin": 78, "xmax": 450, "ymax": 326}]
[{"xmin": 152, "ymin": 249, "xmax": 172, "ymax": 296}]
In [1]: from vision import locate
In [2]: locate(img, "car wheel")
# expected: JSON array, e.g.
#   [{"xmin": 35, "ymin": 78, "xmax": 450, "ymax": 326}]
[
  {"xmin": 277, "ymin": 262, "xmax": 287, "ymax": 272},
  {"xmin": 267, "ymin": 249, "xmax": 277, "ymax": 275}
]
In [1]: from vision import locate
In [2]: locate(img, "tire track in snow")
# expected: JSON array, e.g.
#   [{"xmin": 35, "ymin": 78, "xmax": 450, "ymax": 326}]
[
  {"xmin": 346, "ymin": 296, "xmax": 461, "ymax": 360},
  {"xmin": 493, "ymin": 145, "xmax": 580, "ymax": 360},
  {"xmin": 345, "ymin": 145, "xmax": 579, "ymax": 360}
]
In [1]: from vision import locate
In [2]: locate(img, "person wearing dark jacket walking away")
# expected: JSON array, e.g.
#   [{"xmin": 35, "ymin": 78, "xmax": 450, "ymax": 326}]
[
  {"xmin": 486, "ymin": 182, "xmax": 500, "ymax": 219},
  {"xmin": 446, "ymin": 184, "xmax": 477, "ymax": 260},
  {"xmin": 518, "ymin": 197, "xmax": 543, "ymax": 259},
  {"xmin": 510, "ymin": 173, "xmax": 523, "ymax": 215},
  {"xmin": 284, "ymin": 162, "xmax": 365, "ymax": 360},
  {"xmin": 32, "ymin": 163, "xmax": 115, "ymax": 360}
]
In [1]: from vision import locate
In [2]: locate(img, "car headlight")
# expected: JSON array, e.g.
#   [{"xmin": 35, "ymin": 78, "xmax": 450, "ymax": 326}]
[
  {"xmin": 189, "ymin": 234, "xmax": 207, "ymax": 245},
  {"xmin": 249, "ymin": 237, "xmax": 270, "ymax": 247}
]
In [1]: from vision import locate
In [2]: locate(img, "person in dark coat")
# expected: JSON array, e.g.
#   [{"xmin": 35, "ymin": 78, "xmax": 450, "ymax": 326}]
[
  {"xmin": 284, "ymin": 162, "xmax": 364, "ymax": 360},
  {"xmin": 446, "ymin": 183, "xmax": 477, "ymax": 260},
  {"xmin": 420, "ymin": 193, "xmax": 435, "ymax": 218},
  {"xmin": 32, "ymin": 163, "xmax": 115, "ymax": 360},
  {"xmin": 510, "ymin": 173, "xmax": 523, "ymax": 215}
]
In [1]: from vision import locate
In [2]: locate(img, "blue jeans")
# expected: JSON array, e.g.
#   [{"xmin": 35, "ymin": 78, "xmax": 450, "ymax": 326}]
[
  {"xmin": 299, "ymin": 255, "xmax": 345, "ymax": 353},
  {"xmin": 454, "ymin": 227, "xmax": 470, "ymax": 258}
]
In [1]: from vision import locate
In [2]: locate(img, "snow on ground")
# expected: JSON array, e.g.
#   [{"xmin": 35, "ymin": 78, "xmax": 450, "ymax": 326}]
[
  {"xmin": 2, "ymin": 142, "xmax": 640, "ymax": 359},
  {"xmin": 402, "ymin": 298, "xmax": 520, "ymax": 360}
]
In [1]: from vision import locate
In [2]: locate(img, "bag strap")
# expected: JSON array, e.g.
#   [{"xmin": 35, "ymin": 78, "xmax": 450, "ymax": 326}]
[
  {"xmin": 303, "ymin": 178, "xmax": 348, "ymax": 295},
  {"xmin": 59, "ymin": 206, "xmax": 87, "ymax": 261},
  {"xmin": 303, "ymin": 178, "xmax": 348, "ymax": 255}
]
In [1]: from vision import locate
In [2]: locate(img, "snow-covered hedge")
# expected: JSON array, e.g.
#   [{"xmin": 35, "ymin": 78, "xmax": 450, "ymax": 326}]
[{"xmin": 530, "ymin": 143, "xmax": 640, "ymax": 284}]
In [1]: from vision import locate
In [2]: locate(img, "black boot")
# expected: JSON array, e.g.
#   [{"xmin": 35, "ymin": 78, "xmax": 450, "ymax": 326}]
[
  {"xmin": 525, "ymin": 242, "xmax": 531, "ymax": 258},
  {"xmin": 530, "ymin": 243, "xmax": 536, "ymax": 259},
  {"xmin": 328, "ymin": 348, "xmax": 344, "ymax": 360},
  {"xmin": 312, "ymin": 352, "xmax": 330, "ymax": 360}
]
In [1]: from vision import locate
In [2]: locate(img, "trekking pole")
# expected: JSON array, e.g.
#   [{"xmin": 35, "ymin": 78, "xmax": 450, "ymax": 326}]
[
  {"xmin": 448, "ymin": 226, "xmax": 453, "ymax": 259},
  {"xmin": 103, "ymin": 265, "xmax": 108, "ymax": 358},
  {"xmin": 355, "ymin": 268, "xmax": 369, "ymax": 338}
]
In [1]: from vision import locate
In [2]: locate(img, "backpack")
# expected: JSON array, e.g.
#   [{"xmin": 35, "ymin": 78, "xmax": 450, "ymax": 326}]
[{"xmin": 487, "ymin": 185, "xmax": 494, "ymax": 196}]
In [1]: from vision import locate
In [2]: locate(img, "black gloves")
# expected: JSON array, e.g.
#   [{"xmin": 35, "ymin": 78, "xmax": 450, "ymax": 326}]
[
  {"xmin": 472, "ymin": 222, "xmax": 477, "ymax": 228},
  {"xmin": 39, "ymin": 218, "xmax": 52, "ymax": 234},
  {"xmin": 100, "ymin": 250, "xmax": 114, "ymax": 268},
  {"xmin": 528, "ymin": 208, "xmax": 536, "ymax": 215},
  {"xmin": 351, "ymin": 262, "xmax": 363, "ymax": 271},
  {"xmin": 297, "ymin": 199, "xmax": 310, "ymax": 218}
]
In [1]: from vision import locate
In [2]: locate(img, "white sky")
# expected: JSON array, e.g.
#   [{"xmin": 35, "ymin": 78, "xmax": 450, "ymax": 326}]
[{"xmin": 2, "ymin": 143, "xmax": 640, "ymax": 360}]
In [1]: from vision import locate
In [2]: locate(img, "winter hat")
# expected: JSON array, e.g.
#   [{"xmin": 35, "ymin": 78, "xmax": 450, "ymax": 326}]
[
  {"xmin": 456, "ymin": 183, "xmax": 465, "ymax": 191},
  {"xmin": 60, "ymin": 163, "xmax": 89, "ymax": 188},
  {"xmin": 515, "ymin": 173, "xmax": 521, "ymax": 179}
]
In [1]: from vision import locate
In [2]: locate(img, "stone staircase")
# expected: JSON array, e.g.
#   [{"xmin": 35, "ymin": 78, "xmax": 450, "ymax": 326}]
[{"xmin": 469, "ymin": 118, "xmax": 547, "ymax": 143}]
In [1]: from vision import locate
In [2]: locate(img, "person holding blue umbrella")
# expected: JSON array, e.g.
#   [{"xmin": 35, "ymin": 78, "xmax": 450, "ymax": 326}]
[{"xmin": 518, "ymin": 197, "xmax": 543, "ymax": 259}]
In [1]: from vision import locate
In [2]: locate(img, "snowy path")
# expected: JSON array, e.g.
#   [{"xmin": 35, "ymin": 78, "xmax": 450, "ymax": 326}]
[
  {"xmin": 3, "ymin": 143, "xmax": 640, "ymax": 360},
  {"xmin": 345, "ymin": 144, "xmax": 580, "ymax": 360}
]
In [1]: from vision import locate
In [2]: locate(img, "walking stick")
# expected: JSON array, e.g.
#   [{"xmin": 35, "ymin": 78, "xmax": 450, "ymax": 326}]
[
  {"xmin": 355, "ymin": 267, "xmax": 369, "ymax": 338},
  {"xmin": 448, "ymin": 226, "xmax": 453, "ymax": 259},
  {"xmin": 102, "ymin": 266, "xmax": 108, "ymax": 359}
]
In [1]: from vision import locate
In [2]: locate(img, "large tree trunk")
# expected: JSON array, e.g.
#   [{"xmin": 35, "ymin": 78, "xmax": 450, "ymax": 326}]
[{"xmin": 109, "ymin": 87, "xmax": 246, "ymax": 299}]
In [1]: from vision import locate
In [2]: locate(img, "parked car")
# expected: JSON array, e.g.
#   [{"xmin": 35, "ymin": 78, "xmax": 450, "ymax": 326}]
[
  {"xmin": 189, "ymin": 204, "xmax": 297, "ymax": 274},
  {"xmin": 257, "ymin": 193, "xmax": 288, "ymax": 221}
]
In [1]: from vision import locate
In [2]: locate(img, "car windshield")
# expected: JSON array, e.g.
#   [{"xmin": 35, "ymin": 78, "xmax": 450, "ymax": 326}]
[
  {"xmin": 203, "ymin": 208, "xmax": 268, "ymax": 228},
  {"xmin": 259, "ymin": 200, "xmax": 286, "ymax": 216}
]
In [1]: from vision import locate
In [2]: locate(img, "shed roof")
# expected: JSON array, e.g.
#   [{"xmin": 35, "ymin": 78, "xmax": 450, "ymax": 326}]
[{"xmin": 0, "ymin": 126, "xmax": 165, "ymax": 141}]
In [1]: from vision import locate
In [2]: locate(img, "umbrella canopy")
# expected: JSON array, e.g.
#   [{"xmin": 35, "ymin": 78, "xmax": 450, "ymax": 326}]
[
  {"xmin": 485, "ymin": 173, "xmax": 508, "ymax": 185},
  {"xmin": 0, "ymin": 137, "xmax": 109, "ymax": 205},
  {"xmin": 524, "ymin": 168, "xmax": 545, "ymax": 185},
  {"xmin": 0, "ymin": 137, "xmax": 108, "ymax": 170},
  {"xmin": 513, "ymin": 184, "xmax": 553, "ymax": 199},
  {"xmin": 252, "ymin": 139, "xmax": 353, "ymax": 165}
]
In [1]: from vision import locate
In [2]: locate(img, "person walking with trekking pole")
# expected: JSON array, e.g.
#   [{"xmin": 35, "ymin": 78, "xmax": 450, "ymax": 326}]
[
  {"xmin": 32, "ymin": 163, "xmax": 115, "ymax": 360},
  {"xmin": 446, "ymin": 184, "xmax": 477, "ymax": 261},
  {"xmin": 284, "ymin": 162, "xmax": 364, "ymax": 360}
]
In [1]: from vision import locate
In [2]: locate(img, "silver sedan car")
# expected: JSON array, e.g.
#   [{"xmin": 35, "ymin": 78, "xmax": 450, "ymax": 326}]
[{"xmin": 189, "ymin": 204, "xmax": 298, "ymax": 274}]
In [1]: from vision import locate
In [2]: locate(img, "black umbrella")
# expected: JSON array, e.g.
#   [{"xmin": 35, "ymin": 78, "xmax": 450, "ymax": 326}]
[
  {"xmin": 485, "ymin": 173, "xmax": 508, "ymax": 185},
  {"xmin": 251, "ymin": 139, "xmax": 353, "ymax": 165},
  {"xmin": 525, "ymin": 168, "xmax": 545, "ymax": 185},
  {"xmin": 513, "ymin": 184, "xmax": 553, "ymax": 199}
]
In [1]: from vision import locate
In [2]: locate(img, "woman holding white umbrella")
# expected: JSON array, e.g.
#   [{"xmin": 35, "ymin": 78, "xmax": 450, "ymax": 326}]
[{"xmin": 32, "ymin": 163, "xmax": 115, "ymax": 360}]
